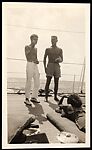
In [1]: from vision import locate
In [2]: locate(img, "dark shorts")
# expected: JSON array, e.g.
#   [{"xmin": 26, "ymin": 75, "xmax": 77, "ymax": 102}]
[{"xmin": 46, "ymin": 63, "xmax": 61, "ymax": 78}]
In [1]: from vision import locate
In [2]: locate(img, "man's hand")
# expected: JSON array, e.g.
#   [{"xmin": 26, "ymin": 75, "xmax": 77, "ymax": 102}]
[
  {"xmin": 55, "ymin": 56, "xmax": 62, "ymax": 63},
  {"xmin": 34, "ymin": 60, "xmax": 39, "ymax": 64}
]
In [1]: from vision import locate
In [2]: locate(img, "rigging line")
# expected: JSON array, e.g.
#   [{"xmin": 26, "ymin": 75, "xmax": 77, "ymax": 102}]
[
  {"xmin": 7, "ymin": 57, "xmax": 84, "ymax": 65},
  {"xmin": 62, "ymin": 62, "xmax": 83, "ymax": 65},
  {"xmin": 7, "ymin": 72, "xmax": 26, "ymax": 74},
  {"xmin": 7, "ymin": 58, "xmax": 26, "ymax": 61},
  {"xmin": 7, "ymin": 72, "xmax": 80, "ymax": 76},
  {"xmin": 5, "ymin": 24, "xmax": 85, "ymax": 34}
]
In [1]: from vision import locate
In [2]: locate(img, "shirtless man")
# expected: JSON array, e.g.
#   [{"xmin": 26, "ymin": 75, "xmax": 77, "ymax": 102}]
[
  {"xmin": 43, "ymin": 36, "xmax": 63, "ymax": 102},
  {"xmin": 24, "ymin": 34, "xmax": 40, "ymax": 105}
]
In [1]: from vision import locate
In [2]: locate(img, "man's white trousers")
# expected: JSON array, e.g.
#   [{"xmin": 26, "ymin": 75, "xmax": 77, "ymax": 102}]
[{"xmin": 25, "ymin": 62, "xmax": 40, "ymax": 99}]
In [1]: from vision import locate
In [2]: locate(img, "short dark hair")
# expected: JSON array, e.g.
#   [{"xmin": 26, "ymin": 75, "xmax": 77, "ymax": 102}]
[
  {"xmin": 67, "ymin": 94, "xmax": 82, "ymax": 108},
  {"xmin": 51, "ymin": 36, "xmax": 58, "ymax": 40},
  {"xmin": 30, "ymin": 34, "xmax": 38, "ymax": 40}
]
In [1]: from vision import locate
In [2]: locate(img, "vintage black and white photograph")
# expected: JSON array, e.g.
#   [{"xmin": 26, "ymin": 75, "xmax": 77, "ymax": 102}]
[{"xmin": 2, "ymin": 2, "xmax": 90, "ymax": 148}]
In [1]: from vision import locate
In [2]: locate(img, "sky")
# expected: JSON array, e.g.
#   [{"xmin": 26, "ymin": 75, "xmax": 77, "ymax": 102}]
[{"xmin": 2, "ymin": 2, "xmax": 90, "ymax": 81}]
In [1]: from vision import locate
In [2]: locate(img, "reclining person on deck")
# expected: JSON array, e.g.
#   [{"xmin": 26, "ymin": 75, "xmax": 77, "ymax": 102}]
[{"xmin": 55, "ymin": 94, "xmax": 85, "ymax": 133}]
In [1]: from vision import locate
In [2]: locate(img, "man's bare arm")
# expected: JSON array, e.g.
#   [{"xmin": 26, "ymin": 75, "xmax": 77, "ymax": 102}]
[
  {"xmin": 25, "ymin": 46, "xmax": 31, "ymax": 57},
  {"xmin": 33, "ymin": 48, "xmax": 39, "ymax": 64},
  {"xmin": 43, "ymin": 49, "xmax": 48, "ymax": 73}
]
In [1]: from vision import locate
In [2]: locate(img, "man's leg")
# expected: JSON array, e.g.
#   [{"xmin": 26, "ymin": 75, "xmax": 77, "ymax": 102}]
[
  {"xmin": 31, "ymin": 65, "xmax": 40, "ymax": 103},
  {"xmin": 45, "ymin": 76, "xmax": 52, "ymax": 102},
  {"xmin": 25, "ymin": 70, "xmax": 32, "ymax": 100},
  {"xmin": 25, "ymin": 62, "xmax": 33, "ymax": 105},
  {"xmin": 54, "ymin": 77, "xmax": 59, "ymax": 101}
]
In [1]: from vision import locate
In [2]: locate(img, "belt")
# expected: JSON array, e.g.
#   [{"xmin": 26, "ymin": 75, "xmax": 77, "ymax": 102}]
[
  {"xmin": 27, "ymin": 60, "xmax": 34, "ymax": 62},
  {"xmin": 48, "ymin": 61, "xmax": 55, "ymax": 63}
]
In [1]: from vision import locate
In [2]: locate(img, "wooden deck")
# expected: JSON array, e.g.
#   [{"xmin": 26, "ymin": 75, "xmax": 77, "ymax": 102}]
[
  {"xmin": 7, "ymin": 94, "xmax": 61, "ymax": 144},
  {"xmin": 7, "ymin": 94, "xmax": 85, "ymax": 145}
]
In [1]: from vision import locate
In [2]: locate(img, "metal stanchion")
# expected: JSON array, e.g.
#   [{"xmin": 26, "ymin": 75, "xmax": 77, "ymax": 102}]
[
  {"xmin": 78, "ymin": 58, "xmax": 85, "ymax": 94},
  {"xmin": 72, "ymin": 74, "xmax": 75, "ymax": 93},
  {"xmin": 80, "ymin": 62, "xmax": 85, "ymax": 94}
]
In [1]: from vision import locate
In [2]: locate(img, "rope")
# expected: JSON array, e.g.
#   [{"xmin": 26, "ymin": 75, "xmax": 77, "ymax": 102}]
[
  {"xmin": 7, "ymin": 57, "xmax": 84, "ymax": 65},
  {"xmin": 6, "ymin": 24, "xmax": 85, "ymax": 34}
]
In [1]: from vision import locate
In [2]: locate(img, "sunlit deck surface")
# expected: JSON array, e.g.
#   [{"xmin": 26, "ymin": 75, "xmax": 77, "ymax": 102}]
[{"xmin": 7, "ymin": 93, "xmax": 85, "ymax": 144}]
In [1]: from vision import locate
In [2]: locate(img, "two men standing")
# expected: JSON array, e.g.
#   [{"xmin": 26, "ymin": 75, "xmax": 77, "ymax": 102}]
[{"xmin": 25, "ymin": 34, "xmax": 63, "ymax": 104}]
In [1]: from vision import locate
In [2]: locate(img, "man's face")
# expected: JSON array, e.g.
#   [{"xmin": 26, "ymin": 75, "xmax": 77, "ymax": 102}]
[
  {"xmin": 51, "ymin": 37, "xmax": 57, "ymax": 45},
  {"xmin": 31, "ymin": 37, "xmax": 38, "ymax": 45}
]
